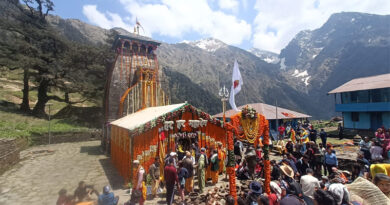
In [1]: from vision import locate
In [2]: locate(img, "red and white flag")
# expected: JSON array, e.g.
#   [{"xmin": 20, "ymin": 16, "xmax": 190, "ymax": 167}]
[{"xmin": 229, "ymin": 59, "xmax": 243, "ymax": 111}]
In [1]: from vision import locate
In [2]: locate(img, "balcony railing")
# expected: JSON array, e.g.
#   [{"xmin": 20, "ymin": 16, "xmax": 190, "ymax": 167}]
[{"xmin": 335, "ymin": 102, "xmax": 390, "ymax": 112}]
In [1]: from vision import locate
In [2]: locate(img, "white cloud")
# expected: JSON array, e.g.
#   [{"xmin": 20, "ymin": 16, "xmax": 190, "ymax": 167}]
[
  {"xmin": 218, "ymin": 0, "xmax": 239, "ymax": 13},
  {"xmin": 252, "ymin": 0, "xmax": 390, "ymax": 53},
  {"xmin": 82, "ymin": 5, "xmax": 132, "ymax": 31},
  {"xmin": 115, "ymin": 0, "xmax": 251, "ymax": 45}
]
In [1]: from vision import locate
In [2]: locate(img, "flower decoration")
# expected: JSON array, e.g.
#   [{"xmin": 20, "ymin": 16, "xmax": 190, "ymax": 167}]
[{"xmin": 241, "ymin": 105, "xmax": 257, "ymax": 119}]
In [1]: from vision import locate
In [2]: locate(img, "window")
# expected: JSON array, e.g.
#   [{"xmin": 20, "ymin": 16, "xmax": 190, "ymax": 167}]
[
  {"xmin": 351, "ymin": 92, "xmax": 358, "ymax": 103},
  {"xmin": 341, "ymin": 93, "xmax": 350, "ymax": 104},
  {"xmin": 357, "ymin": 90, "xmax": 369, "ymax": 103},
  {"xmin": 382, "ymin": 88, "xmax": 390, "ymax": 102},
  {"xmin": 371, "ymin": 89, "xmax": 382, "ymax": 102},
  {"xmin": 351, "ymin": 112, "xmax": 359, "ymax": 122}
]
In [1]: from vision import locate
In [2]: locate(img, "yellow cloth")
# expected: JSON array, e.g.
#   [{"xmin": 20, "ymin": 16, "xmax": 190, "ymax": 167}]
[
  {"xmin": 211, "ymin": 170, "xmax": 218, "ymax": 184},
  {"xmin": 142, "ymin": 181, "xmax": 147, "ymax": 200},
  {"xmin": 301, "ymin": 130, "xmax": 309, "ymax": 143},
  {"xmin": 206, "ymin": 164, "xmax": 212, "ymax": 181},
  {"xmin": 370, "ymin": 164, "xmax": 390, "ymax": 178},
  {"xmin": 76, "ymin": 202, "xmax": 94, "ymax": 205},
  {"xmin": 185, "ymin": 176, "xmax": 193, "ymax": 193},
  {"xmin": 290, "ymin": 130, "xmax": 296, "ymax": 143},
  {"xmin": 218, "ymin": 150, "xmax": 225, "ymax": 174},
  {"xmin": 151, "ymin": 179, "xmax": 160, "ymax": 196}
]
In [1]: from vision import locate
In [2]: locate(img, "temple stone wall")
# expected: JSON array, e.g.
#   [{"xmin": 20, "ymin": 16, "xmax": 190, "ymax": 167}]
[{"xmin": 107, "ymin": 56, "xmax": 131, "ymax": 122}]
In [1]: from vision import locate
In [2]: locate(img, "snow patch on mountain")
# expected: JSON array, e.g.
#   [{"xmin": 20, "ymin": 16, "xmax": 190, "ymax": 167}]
[
  {"xmin": 280, "ymin": 58, "xmax": 286, "ymax": 70},
  {"xmin": 292, "ymin": 70, "xmax": 310, "ymax": 86},
  {"xmin": 182, "ymin": 38, "xmax": 227, "ymax": 52},
  {"xmin": 249, "ymin": 48, "xmax": 280, "ymax": 64},
  {"xmin": 302, "ymin": 76, "xmax": 310, "ymax": 86},
  {"xmin": 292, "ymin": 70, "xmax": 309, "ymax": 77}
]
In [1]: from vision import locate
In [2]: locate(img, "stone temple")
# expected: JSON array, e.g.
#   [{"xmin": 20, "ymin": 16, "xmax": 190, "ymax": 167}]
[{"xmin": 102, "ymin": 33, "xmax": 170, "ymax": 151}]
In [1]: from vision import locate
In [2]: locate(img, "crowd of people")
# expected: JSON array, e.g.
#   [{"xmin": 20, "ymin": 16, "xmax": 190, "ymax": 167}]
[
  {"xmin": 231, "ymin": 122, "xmax": 390, "ymax": 205},
  {"xmin": 129, "ymin": 141, "xmax": 226, "ymax": 205},
  {"xmin": 360, "ymin": 126, "xmax": 390, "ymax": 162},
  {"xmin": 57, "ymin": 123, "xmax": 390, "ymax": 205}
]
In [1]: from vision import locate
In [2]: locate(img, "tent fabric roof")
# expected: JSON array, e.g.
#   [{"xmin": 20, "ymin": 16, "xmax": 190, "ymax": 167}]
[
  {"xmin": 328, "ymin": 73, "xmax": 390, "ymax": 94},
  {"xmin": 214, "ymin": 103, "xmax": 311, "ymax": 120},
  {"xmin": 110, "ymin": 103, "xmax": 185, "ymax": 131}
]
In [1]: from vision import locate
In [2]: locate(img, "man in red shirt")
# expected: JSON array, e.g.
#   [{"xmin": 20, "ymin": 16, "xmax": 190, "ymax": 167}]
[
  {"xmin": 278, "ymin": 125, "xmax": 285, "ymax": 140},
  {"xmin": 164, "ymin": 158, "xmax": 179, "ymax": 205}
]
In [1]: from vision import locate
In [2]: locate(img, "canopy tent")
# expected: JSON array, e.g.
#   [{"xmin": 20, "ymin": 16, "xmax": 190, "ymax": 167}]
[
  {"xmin": 109, "ymin": 103, "xmax": 226, "ymax": 183},
  {"xmin": 214, "ymin": 102, "xmax": 311, "ymax": 120}
]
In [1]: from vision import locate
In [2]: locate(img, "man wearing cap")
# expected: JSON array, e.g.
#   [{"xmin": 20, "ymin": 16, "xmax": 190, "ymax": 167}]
[
  {"xmin": 279, "ymin": 165, "xmax": 303, "ymax": 198},
  {"xmin": 98, "ymin": 186, "xmax": 119, "ymax": 205},
  {"xmin": 197, "ymin": 147, "xmax": 207, "ymax": 193},
  {"xmin": 246, "ymin": 181, "xmax": 263, "ymax": 204},
  {"xmin": 132, "ymin": 160, "xmax": 146, "ymax": 205},
  {"xmin": 164, "ymin": 158, "xmax": 179, "ymax": 205},
  {"xmin": 165, "ymin": 152, "xmax": 177, "ymax": 168}
]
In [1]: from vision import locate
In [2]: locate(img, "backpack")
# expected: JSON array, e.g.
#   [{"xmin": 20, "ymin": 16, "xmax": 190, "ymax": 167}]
[{"xmin": 234, "ymin": 142, "xmax": 241, "ymax": 155}]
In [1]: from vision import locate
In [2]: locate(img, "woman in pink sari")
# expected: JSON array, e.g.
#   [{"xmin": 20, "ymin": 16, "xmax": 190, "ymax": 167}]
[
  {"xmin": 376, "ymin": 128, "xmax": 385, "ymax": 140},
  {"xmin": 383, "ymin": 129, "xmax": 390, "ymax": 159}
]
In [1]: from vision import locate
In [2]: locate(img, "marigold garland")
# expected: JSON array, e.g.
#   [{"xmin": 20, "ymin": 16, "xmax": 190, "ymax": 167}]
[
  {"xmin": 240, "ymin": 116, "xmax": 259, "ymax": 143},
  {"xmin": 228, "ymin": 108, "xmax": 271, "ymax": 195}
]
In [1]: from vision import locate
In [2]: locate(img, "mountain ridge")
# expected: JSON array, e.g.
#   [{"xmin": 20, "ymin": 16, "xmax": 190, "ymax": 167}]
[
  {"xmin": 1, "ymin": 1, "xmax": 388, "ymax": 119},
  {"xmin": 47, "ymin": 11, "xmax": 390, "ymax": 118}
]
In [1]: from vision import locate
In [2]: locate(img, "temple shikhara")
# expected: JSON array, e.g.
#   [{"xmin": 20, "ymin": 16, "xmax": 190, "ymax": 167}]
[{"xmin": 104, "ymin": 34, "xmax": 169, "ymax": 125}]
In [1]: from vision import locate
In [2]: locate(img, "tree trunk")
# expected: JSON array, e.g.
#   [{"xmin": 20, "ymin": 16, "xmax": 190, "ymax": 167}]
[
  {"xmin": 32, "ymin": 78, "xmax": 49, "ymax": 117},
  {"xmin": 20, "ymin": 68, "xmax": 30, "ymax": 112},
  {"xmin": 64, "ymin": 91, "xmax": 69, "ymax": 104}
]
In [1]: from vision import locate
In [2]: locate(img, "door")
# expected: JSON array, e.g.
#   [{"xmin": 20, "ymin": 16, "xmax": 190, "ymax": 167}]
[{"xmin": 371, "ymin": 112, "xmax": 383, "ymax": 130}]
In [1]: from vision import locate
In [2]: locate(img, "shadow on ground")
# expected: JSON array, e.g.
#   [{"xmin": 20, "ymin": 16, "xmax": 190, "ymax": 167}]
[
  {"xmin": 80, "ymin": 145, "xmax": 102, "ymax": 155},
  {"xmin": 99, "ymin": 158, "xmax": 124, "ymax": 190}
]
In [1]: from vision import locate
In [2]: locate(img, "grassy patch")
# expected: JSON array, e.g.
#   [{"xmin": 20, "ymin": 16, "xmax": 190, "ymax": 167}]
[{"xmin": 0, "ymin": 109, "xmax": 91, "ymax": 141}]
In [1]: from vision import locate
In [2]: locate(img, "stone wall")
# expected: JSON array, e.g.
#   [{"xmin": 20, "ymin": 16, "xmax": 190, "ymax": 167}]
[
  {"xmin": 31, "ymin": 130, "xmax": 102, "ymax": 145},
  {"xmin": 0, "ymin": 138, "xmax": 27, "ymax": 174}
]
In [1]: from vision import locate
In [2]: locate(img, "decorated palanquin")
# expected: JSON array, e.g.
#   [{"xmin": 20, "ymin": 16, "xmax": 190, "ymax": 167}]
[
  {"xmin": 109, "ymin": 103, "xmax": 226, "ymax": 184},
  {"xmin": 225, "ymin": 106, "xmax": 271, "ymax": 200}
]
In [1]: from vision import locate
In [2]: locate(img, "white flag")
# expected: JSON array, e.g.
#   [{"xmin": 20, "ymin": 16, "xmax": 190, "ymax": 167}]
[{"xmin": 229, "ymin": 60, "xmax": 243, "ymax": 111}]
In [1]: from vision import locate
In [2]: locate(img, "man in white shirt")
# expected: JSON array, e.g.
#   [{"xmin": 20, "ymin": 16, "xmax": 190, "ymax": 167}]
[{"xmin": 300, "ymin": 168, "xmax": 320, "ymax": 199}]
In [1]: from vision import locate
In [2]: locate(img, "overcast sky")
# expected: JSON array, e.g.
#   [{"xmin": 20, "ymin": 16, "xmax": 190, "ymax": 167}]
[{"xmin": 52, "ymin": 0, "xmax": 390, "ymax": 53}]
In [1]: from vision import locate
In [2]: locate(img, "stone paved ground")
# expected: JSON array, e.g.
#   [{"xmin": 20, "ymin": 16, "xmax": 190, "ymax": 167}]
[
  {"xmin": 0, "ymin": 140, "xmax": 358, "ymax": 205},
  {"xmin": 0, "ymin": 140, "xmax": 228, "ymax": 205},
  {"xmin": 0, "ymin": 141, "xmax": 124, "ymax": 205}
]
